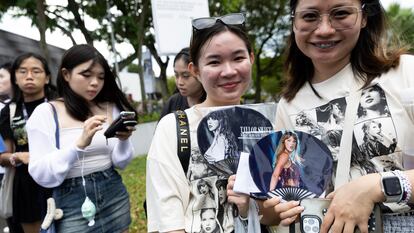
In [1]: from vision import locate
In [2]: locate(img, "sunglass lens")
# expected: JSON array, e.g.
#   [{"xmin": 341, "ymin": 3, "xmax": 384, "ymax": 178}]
[
  {"xmin": 221, "ymin": 14, "xmax": 245, "ymax": 25},
  {"xmin": 193, "ymin": 18, "xmax": 217, "ymax": 30}
]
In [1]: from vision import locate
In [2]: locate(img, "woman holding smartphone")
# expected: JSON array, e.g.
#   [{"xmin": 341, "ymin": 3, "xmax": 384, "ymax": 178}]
[{"xmin": 26, "ymin": 44, "xmax": 136, "ymax": 233}]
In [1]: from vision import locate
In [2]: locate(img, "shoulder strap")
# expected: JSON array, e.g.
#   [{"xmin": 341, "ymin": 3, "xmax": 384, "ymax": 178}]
[
  {"xmin": 174, "ymin": 110, "xmax": 191, "ymax": 174},
  {"xmin": 334, "ymin": 89, "xmax": 362, "ymax": 189},
  {"xmin": 9, "ymin": 102, "xmax": 16, "ymax": 126},
  {"xmin": 48, "ymin": 103, "xmax": 60, "ymax": 149}
]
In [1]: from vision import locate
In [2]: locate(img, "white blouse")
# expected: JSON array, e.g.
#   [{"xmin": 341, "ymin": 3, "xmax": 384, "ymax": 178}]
[{"xmin": 27, "ymin": 102, "xmax": 134, "ymax": 188}]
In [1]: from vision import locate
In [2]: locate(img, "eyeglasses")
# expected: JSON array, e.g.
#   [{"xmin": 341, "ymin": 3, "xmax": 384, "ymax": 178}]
[
  {"xmin": 192, "ymin": 13, "xmax": 245, "ymax": 31},
  {"xmin": 16, "ymin": 68, "xmax": 45, "ymax": 78},
  {"xmin": 292, "ymin": 5, "xmax": 364, "ymax": 32}
]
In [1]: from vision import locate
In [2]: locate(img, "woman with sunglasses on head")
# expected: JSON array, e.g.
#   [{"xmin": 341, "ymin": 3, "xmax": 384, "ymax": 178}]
[
  {"xmin": 0, "ymin": 53, "xmax": 58, "ymax": 233},
  {"xmin": 26, "ymin": 44, "xmax": 136, "ymax": 233},
  {"xmin": 264, "ymin": 0, "xmax": 414, "ymax": 232},
  {"xmin": 146, "ymin": 13, "xmax": 268, "ymax": 233},
  {"xmin": 160, "ymin": 47, "xmax": 206, "ymax": 119}
]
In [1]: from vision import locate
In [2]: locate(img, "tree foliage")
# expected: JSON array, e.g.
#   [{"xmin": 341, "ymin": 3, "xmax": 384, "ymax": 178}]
[
  {"xmin": 386, "ymin": 3, "xmax": 414, "ymax": 52},
  {"xmin": 2, "ymin": 1, "xmax": 414, "ymax": 103}
]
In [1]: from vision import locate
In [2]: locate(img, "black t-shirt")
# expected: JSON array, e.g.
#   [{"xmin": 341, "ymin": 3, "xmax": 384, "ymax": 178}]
[
  {"xmin": 0, "ymin": 98, "xmax": 45, "ymax": 152},
  {"xmin": 159, "ymin": 93, "xmax": 189, "ymax": 119}
]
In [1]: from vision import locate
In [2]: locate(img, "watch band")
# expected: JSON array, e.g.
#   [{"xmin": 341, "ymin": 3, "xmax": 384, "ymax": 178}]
[
  {"xmin": 380, "ymin": 171, "xmax": 403, "ymax": 203},
  {"xmin": 393, "ymin": 170, "xmax": 412, "ymax": 204}
]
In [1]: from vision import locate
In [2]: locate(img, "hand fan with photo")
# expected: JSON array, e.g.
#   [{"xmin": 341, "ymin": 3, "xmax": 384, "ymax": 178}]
[
  {"xmin": 197, "ymin": 106, "xmax": 274, "ymax": 178},
  {"xmin": 248, "ymin": 130, "xmax": 333, "ymax": 202}
]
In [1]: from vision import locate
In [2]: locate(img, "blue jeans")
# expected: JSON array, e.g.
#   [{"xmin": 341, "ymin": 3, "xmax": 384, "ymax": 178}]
[{"xmin": 53, "ymin": 167, "xmax": 131, "ymax": 233}]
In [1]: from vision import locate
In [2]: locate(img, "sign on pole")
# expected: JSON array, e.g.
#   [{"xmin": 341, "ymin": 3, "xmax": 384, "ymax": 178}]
[
  {"xmin": 143, "ymin": 49, "xmax": 155, "ymax": 94},
  {"xmin": 151, "ymin": 0, "xmax": 209, "ymax": 55}
]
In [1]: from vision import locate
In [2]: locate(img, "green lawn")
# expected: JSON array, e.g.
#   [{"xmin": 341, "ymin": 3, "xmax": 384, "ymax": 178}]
[{"xmin": 119, "ymin": 156, "xmax": 147, "ymax": 233}]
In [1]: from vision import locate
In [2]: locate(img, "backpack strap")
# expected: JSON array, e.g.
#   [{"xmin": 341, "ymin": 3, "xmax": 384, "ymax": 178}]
[
  {"xmin": 48, "ymin": 103, "xmax": 60, "ymax": 149},
  {"xmin": 334, "ymin": 89, "xmax": 362, "ymax": 189},
  {"xmin": 174, "ymin": 110, "xmax": 191, "ymax": 174},
  {"xmin": 9, "ymin": 103, "xmax": 16, "ymax": 126}
]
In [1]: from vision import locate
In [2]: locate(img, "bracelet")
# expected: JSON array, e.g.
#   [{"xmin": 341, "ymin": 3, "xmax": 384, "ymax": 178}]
[
  {"xmin": 393, "ymin": 170, "xmax": 412, "ymax": 204},
  {"xmin": 9, "ymin": 153, "xmax": 17, "ymax": 167}
]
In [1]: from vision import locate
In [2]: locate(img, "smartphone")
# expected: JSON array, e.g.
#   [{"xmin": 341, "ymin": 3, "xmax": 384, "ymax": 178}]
[{"xmin": 104, "ymin": 111, "xmax": 137, "ymax": 138}]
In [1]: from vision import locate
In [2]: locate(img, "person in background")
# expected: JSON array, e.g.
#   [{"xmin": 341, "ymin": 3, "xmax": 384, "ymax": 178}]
[
  {"xmin": 0, "ymin": 62, "xmax": 13, "ymax": 233},
  {"xmin": 26, "ymin": 44, "xmax": 136, "ymax": 233},
  {"xmin": 0, "ymin": 53, "xmax": 58, "ymax": 233},
  {"xmin": 159, "ymin": 47, "xmax": 206, "ymax": 119},
  {"xmin": 0, "ymin": 62, "xmax": 13, "ymax": 110},
  {"xmin": 262, "ymin": 0, "xmax": 414, "ymax": 232}
]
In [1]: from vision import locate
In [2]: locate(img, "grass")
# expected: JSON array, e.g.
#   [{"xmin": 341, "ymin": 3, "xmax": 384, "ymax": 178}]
[{"xmin": 119, "ymin": 155, "xmax": 147, "ymax": 233}]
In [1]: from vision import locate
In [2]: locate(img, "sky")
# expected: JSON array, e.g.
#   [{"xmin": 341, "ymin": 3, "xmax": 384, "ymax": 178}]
[{"xmin": 0, "ymin": 0, "xmax": 412, "ymax": 74}]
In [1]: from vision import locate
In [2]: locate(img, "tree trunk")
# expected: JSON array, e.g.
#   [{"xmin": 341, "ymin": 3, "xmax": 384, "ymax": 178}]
[
  {"xmin": 35, "ymin": 0, "xmax": 50, "ymax": 65},
  {"xmin": 254, "ymin": 55, "xmax": 262, "ymax": 103}
]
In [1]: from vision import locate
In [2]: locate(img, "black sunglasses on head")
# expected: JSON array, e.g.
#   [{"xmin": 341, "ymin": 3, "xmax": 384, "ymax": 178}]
[{"xmin": 192, "ymin": 13, "xmax": 246, "ymax": 30}]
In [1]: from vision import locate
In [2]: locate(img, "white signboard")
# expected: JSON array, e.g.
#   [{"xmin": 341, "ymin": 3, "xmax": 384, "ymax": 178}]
[{"xmin": 151, "ymin": 0, "xmax": 210, "ymax": 55}]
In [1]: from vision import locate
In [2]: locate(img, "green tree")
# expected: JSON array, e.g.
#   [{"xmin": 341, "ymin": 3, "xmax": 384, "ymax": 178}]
[
  {"xmin": 386, "ymin": 3, "xmax": 414, "ymax": 52},
  {"xmin": 209, "ymin": 0, "xmax": 290, "ymax": 103}
]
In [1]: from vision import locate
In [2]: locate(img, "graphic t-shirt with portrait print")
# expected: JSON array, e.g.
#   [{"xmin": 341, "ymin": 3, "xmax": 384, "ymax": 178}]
[
  {"xmin": 147, "ymin": 107, "xmax": 235, "ymax": 233},
  {"xmin": 147, "ymin": 104, "xmax": 276, "ymax": 233},
  {"xmin": 275, "ymin": 55, "xmax": 414, "ymax": 214}
]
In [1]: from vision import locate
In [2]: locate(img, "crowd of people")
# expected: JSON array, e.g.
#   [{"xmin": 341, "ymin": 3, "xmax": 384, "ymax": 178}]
[{"xmin": 1, "ymin": 0, "xmax": 414, "ymax": 233}]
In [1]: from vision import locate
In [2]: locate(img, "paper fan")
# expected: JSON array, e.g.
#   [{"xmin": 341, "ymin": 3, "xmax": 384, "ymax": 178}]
[
  {"xmin": 268, "ymin": 187, "xmax": 316, "ymax": 201},
  {"xmin": 248, "ymin": 130, "xmax": 333, "ymax": 200},
  {"xmin": 197, "ymin": 106, "xmax": 274, "ymax": 177}
]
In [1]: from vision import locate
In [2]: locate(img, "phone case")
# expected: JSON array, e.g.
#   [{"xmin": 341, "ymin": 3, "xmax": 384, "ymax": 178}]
[
  {"xmin": 104, "ymin": 112, "xmax": 137, "ymax": 138},
  {"xmin": 300, "ymin": 198, "xmax": 383, "ymax": 233},
  {"xmin": 300, "ymin": 198, "xmax": 330, "ymax": 233}
]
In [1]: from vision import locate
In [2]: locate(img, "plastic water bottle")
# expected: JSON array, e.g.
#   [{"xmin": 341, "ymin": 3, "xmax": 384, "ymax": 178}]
[{"xmin": 400, "ymin": 88, "xmax": 414, "ymax": 169}]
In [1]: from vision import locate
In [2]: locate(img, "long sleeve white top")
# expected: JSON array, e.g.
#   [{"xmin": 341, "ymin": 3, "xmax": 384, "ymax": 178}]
[{"xmin": 27, "ymin": 102, "xmax": 134, "ymax": 188}]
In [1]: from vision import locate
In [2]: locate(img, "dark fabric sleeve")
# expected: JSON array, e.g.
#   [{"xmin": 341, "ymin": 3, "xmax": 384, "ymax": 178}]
[{"xmin": 0, "ymin": 104, "xmax": 13, "ymax": 140}]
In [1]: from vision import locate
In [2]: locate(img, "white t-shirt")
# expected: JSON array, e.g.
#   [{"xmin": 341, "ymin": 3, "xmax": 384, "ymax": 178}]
[
  {"xmin": 147, "ymin": 106, "xmax": 234, "ymax": 233},
  {"xmin": 147, "ymin": 103, "xmax": 277, "ymax": 233},
  {"xmin": 275, "ymin": 54, "xmax": 414, "ymax": 213}
]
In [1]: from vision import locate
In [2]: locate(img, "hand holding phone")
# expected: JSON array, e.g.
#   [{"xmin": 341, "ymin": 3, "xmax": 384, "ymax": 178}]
[{"xmin": 104, "ymin": 111, "xmax": 137, "ymax": 138}]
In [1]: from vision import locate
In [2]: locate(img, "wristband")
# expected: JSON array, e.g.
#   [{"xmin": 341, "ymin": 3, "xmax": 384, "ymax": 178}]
[
  {"xmin": 393, "ymin": 170, "xmax": 412, "ymax": 204},
  {"xmin": 9, "ymin": 153, "xmax": 17, "ymax": 167}
]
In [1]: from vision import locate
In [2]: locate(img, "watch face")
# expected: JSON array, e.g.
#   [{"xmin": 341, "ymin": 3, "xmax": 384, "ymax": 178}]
[{"xmin": 383, "ymin": 177, "xmax": 402, "ymax": 196}]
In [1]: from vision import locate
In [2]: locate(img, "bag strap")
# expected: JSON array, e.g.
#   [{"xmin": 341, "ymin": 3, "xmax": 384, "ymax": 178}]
[
  {"xmin": 334, "ymin": 89, "xmax": 362, "ymax": 189},
  {"xmin": 174, "ymin": 110, "xmax": 191, "ymax": 174},
  {"xmin": 9, "ymin": 103, "xmax": 16, "ymax": 126},
  {"xmin": 48, "ymin": 103, "xmax": 60, "ymax": 149}
]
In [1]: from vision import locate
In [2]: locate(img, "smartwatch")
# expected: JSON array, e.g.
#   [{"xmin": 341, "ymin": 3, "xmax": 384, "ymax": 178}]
[{"xmin": 380, "ymin": 171, "xmax": 403, "ymax": 203}]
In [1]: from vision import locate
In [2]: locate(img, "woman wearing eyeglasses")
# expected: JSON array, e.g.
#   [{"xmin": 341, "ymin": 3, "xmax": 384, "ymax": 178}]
[
  {"xmin": 0, "ymin": 53, "xmax": 57, "ymax": 233},
  {"xmin": 265, "ymin": 0, "xmax": 414, "ymax": 232},
  {"xmin": 146, "ymin": 13, "xmax": 264, "ymax": 233}
]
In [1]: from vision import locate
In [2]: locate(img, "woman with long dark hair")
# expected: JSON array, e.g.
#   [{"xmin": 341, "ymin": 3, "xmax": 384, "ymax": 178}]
[
  {"xmin": 0, "ymin": 52, "xmax": 57, "ymax": 233},
  {"xmin": 26, "ymin": 44, "xmax": 136, "ymax": 233}
]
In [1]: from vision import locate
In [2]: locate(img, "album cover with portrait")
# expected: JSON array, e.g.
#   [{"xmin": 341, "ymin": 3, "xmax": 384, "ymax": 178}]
[
  {"xmin": 234, "ymin": 130, "xmax": 334, "ymax": 202},
  {"xmin": 196, "ymin": 103, "xmax": 276, "ymax": 178}
]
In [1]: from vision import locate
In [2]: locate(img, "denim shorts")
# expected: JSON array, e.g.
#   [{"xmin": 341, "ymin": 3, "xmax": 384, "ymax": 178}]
[{"xmin": 53, "ymin": 167, "xmax": 131, "ymax": 233}]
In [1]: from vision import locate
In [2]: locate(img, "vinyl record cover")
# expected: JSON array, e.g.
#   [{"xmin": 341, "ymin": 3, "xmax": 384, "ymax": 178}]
[
  {"xmin": 239, "ymin": 130, "xmax": 333, "ymax": 201},
  {"xmin": 197, "ymin": 104, "xmax": 275, "ymax": 178}
]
